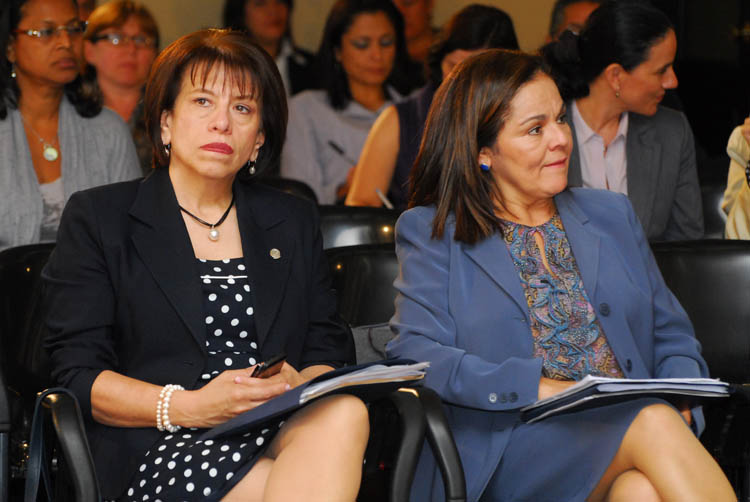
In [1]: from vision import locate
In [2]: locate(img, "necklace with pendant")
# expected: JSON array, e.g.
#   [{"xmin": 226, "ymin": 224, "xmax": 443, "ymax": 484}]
[
  {"xmin": 20, "ymin": 114, "xmax": 59, "ymax": 162},
  {"xmin": 179, "ymin": 192, "xmax": 236, "ymax": 241}
]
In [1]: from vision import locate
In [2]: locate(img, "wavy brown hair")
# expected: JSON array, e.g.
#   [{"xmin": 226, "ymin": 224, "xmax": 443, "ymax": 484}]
[{"xmin": 409, "ymin": 49, "xmax": 546, "ymax": 244}]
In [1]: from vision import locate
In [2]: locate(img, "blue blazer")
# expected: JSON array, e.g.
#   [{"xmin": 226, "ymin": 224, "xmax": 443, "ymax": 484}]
[{"xmin": 387, "ymin": 188, "xmax": 708, "ymax": 501}]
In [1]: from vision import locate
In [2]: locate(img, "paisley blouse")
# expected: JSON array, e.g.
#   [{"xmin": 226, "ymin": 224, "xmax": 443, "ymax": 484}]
[{"xmin": 500, "ymin": 213, "xmax": 623, "ymax": 381}]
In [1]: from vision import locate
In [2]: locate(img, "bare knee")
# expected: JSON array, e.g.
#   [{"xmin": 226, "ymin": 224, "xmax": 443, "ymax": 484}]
[
  {"xmin": 314, "ymin": 394, "xmax": 370, "ymax": 438},
  {"xmin": 631, "ymin": 404, "xmax": 686, "ymax": 437},
  {"xmin": 606, "ymin": 469, "xmax": 660, "ymax": 502}
]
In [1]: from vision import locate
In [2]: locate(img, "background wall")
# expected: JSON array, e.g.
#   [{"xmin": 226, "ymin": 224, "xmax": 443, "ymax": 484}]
[{"xmin": 139, "ymin": 0, "xmax": 557, "ymax": 53}]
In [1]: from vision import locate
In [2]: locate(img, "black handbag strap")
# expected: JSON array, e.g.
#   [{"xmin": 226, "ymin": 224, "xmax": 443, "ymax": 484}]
[{"xmin": 24, "ymin": 387, "xmax": 74, "ymax": 502}]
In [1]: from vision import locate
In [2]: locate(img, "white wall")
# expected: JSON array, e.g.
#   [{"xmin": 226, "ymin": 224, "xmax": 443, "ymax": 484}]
[{"xmin": 140, "ymin": 0, "xmax": 556, "ymax": 53}]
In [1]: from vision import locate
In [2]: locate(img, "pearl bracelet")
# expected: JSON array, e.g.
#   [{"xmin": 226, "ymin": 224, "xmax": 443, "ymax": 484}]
[{"xmin": 156, "ymin": 384, "xmax": 185, "ymax": 433}]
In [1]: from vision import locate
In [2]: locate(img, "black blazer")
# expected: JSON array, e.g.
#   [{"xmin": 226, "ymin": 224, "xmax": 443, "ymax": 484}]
[{"xmin": 43, "ymin": 167, "xmax": 354, "ymax": 498}]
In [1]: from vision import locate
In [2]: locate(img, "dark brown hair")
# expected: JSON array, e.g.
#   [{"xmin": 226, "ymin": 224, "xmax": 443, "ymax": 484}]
[
  {"xmin": 144, "ymin": 29, "xmax": 288, "ymax": 177},
  {"xmin": 409, "ymin": 49, "xmax": 546, "ymax": 244},
  {"xmin": 84, "ymin": 0, "xmax": 160, "ymax": 47}
]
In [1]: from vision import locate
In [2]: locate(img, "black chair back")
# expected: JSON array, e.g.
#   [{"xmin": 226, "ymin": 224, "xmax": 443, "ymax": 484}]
[
  {"xmin": 326, "ymin": 243, "xmax": 399, "ymax": 328},
  {"xmin": 0, "ymin": 244, "xmax": 56, "ymax": 399},
  {"xmin": 258, "ymin": 177, "xmax": 318, "ymax": 204},
  {"xmin": 651, "ymin": 240, "xmax": 750, "ymax": 382},
  {"xmin": 319, "ymin": 206, "xmax": 399, "ymax": 250},
  {"xmin": 701, "ymin": 184, "xmax": 728, "ymax": 239}
]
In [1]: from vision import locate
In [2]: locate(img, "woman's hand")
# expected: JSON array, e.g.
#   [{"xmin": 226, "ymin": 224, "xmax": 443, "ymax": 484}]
[
  {"xmin": 538, "ymin": 376, "xmax": 577, "ymax": 400},
  {"xmin": 172, "ymin": 367, "xmax": 290, "ymax": 429}
]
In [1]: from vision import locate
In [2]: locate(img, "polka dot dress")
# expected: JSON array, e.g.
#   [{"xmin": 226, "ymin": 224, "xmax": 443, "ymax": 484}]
[{"xmin": 123, "ymin": 258, "xmax": 285, "ymax": 501}]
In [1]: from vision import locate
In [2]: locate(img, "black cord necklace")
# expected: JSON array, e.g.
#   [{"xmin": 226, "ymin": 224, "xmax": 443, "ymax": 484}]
[{"xmin": 179, "ymin": 192, "xmax": 235, "ymax": 241}]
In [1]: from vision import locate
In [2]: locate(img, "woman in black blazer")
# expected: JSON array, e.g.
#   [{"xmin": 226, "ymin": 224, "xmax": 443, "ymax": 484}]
[{"xmin": 43, "ymin": 29, "xmax": 367, "ymax": 501}]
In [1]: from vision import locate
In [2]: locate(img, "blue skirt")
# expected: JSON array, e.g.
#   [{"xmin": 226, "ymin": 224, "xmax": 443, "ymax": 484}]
[{"xmin": 479, "ymin": 398, "xmax": 671, "ymax": 502}]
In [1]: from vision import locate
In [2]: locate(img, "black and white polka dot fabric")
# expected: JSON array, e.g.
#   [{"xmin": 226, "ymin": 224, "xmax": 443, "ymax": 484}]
[{"xmin": 123, "ymin": 258, "xmax": 285, "ymax": 501}]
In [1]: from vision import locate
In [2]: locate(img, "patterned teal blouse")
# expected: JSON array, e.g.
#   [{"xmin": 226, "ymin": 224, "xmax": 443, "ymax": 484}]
[{"xmin": 500, "ymin": 213, "xmax": 623, "ymax": 381}]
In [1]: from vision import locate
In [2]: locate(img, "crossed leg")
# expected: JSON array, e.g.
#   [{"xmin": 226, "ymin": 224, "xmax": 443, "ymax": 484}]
[
  {"xmin": 223, "ymin": 394, "xmax": 370, "ymax": 502},
  {"xmin": 587, "ymin": 403, "xmax": 735, "ymax": 502}
]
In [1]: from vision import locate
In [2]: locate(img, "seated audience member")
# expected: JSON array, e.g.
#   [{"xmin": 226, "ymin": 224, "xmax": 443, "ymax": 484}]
[
  {"xmin": 0, "ymin": 0, "xmax": 140, "ymax": 251},
  {"xmin": 84, "ymin": 0, "xmax": 159, "ymax": 175},
  {"xmin": 44, "ymin": 29, "xmax": 368, "ymax": 501},
  {"xmin": 387, "ymin": 48, "xmax": 734, "ymax": 502},
  {"xmin": 389, "ymin": 0, "xmax": 435, "ymax": 94},
  {"xmin": 281, "ymin": 0, "xmax": 407, "ymax": 204},
  {"xmin": 222, "ymin": 0, "xmax": 315, "ymax": 97},
  {"xmin": 546, "ymin": 0, "xmax": 601, "ymax": 41},
  {"xmin": 542, "ymin": 0, "xmax": 703, "ymax": 241},
  {"xmin": 346, "ymin": 4, "xmax": 518, "ymax": 210},
  {"xmin": 722, "ymin": 117, "xmax": 750, "ymax": 239}
]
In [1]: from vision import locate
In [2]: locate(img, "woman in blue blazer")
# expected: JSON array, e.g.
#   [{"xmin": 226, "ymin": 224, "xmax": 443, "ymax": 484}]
[
  {"xmin": 387, "ymin": 49, "xmax": 733, "ymax": 501},
  {"xmin": 44, "ymin": 30, "xmax": 367, "ymax": 501}
]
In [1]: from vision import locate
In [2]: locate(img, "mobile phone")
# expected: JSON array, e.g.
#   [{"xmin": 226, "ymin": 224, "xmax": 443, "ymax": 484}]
[{"xmin": 251, "ymin": 353, "xmax": 286, "ymax": 378}]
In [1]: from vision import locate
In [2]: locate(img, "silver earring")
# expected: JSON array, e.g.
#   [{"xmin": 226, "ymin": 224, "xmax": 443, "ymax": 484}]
[
  {"xmin": 246, "ymin": 160, "xmax": 256, "ymax": 176},
  {"xmin": 10, "ymin": 64, "xmax": 16, "ymax": 79},
  {"xmin": 164, "ymin": 143, "xmax": 171, "ymax": 156},
  {"xmin": 615, "ymin": 91, "xmax": 620, "ymax": 98}
]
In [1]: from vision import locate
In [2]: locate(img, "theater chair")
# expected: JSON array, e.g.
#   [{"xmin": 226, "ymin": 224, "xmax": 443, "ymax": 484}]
[
  {"xmin": 652, "ymin": 239, "xmax": 750, "ymax": 500},
  {"xmin": 0, "ymin": 243, "xmax": 99, "ymax": 501},
  {"xmin": 327, "ymin": 243, "xmax": 467, "ymax": 502},
  {"xmin": 319, "ymin": 206, "xmax": 400, "ymax": 250},
  {"xmin": 0, "ymin": 242, "xmax": 464, "ymax": 502},
  {"xmin": 258, "ymin": 177, "xmax": 318, "ymax": 205}
]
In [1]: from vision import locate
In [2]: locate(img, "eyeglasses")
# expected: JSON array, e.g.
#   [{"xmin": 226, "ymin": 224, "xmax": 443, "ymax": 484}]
[
  {"xmin": 14, "ymin": 21, "xmax": 87, "ymax": 41},
  {"xmin": 90, "ymin": 33, "xmax": 156, "ymax": 49}
]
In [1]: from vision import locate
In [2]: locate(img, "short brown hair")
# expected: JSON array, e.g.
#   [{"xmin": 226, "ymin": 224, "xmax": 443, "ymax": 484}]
[
  {"xmin": 410, "ymin": 49, "xmax": 546, "ymax": 244},
  {"xmin": 144, "ymin": 29, "xmax": 288, "ymax": 177},
  {"xmin": 84, "ymin": 0, "xmax": 159, "ymax": 47}
]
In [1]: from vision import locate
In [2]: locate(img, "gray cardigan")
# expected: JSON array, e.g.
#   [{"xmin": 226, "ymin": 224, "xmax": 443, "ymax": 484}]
[{"xmin": 0, "ymin": 97, "xmax": 141, "ymax": 250}]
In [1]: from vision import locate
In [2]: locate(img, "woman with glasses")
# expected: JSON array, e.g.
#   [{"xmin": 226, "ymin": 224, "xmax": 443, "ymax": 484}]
[
  {"xmin": 0, "ymin": 0, "xmax": 140, "ymax": 251},
  {"xmin": 83, "ymin": 0, "xmax": 159, "ymax": 175}
]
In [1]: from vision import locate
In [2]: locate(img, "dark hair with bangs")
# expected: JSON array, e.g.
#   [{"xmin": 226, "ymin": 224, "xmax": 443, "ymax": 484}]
[
  {"xmin": 222, "ymin": 0, "xmax": 292, "ymax": 41},
  {"xmin": 410, "ymin": 49, "xmax": 546, "ymax": 244},
  {"xmin": 317, "ymin": 0, "xmax": 408, "ymax": 110},
  {"xmin": 1, "ymin": 0, "xmax": 101, "ymax": 120},
  {"xmin": 144, "ymin": 29, "xmax": 287, "ymax": 177},
  {"xmin": 426, "ymin": 4, "xmax": 519, "ymax": 87}
]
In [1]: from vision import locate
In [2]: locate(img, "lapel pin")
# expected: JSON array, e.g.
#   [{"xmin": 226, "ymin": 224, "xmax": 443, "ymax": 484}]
[{"xmin": 270, "ymin": 248, "xmax": 281, "ymax": 260}]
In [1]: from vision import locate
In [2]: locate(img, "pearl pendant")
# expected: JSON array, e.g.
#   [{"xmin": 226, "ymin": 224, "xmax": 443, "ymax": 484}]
[
  {"xmin": 208, "ymin": 228, "xmax": 220, "ymax": 241},
  {"xmin": 43, "ymin": 144, "xmax": 59, "ymax": 162}
]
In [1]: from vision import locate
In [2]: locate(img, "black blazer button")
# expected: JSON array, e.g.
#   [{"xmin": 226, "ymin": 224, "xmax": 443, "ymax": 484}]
[
  {"xmin": 625, "ymin": 359, "xmax": 633, "ymax": 372},
  {"xmin": 509, "ymin": 392, "xmax": 518, "ymax": 403},
  {"xmin": 500, "ymin": 393, "xmax": 508, "ymax": 403},
  {"xmin": 599, "ymin": 303, "xmax": 610, "ymax": 316}
]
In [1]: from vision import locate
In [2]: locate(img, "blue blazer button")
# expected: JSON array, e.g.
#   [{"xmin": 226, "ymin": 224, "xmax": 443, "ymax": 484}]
[
  {"xmin": 509, "ymin": 392, "xmax": 518, "ymax": 402},
  {"xmin": 488, "ymin": 392, "xmax": 498, "ymax": 404},
  {"xmin": 599, "ymin": 303, "xmax": 611, "ymax": 316},
  {"xmin": 626, "ymin": 359, "xmax": 633, "ymax": 372}
]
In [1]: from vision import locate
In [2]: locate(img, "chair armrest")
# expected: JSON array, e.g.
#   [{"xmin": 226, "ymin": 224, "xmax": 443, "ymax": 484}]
[
  {"xmin": 417, "ymin": 387, "xmax": 467, "ymax": 502},
  {"xmin": 42, "ymin": 391, "xmax": 100, "ymax": 502},
  {"xmin": 379, "ymin": 388, "xmax": 426, "ymax": 501}
]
